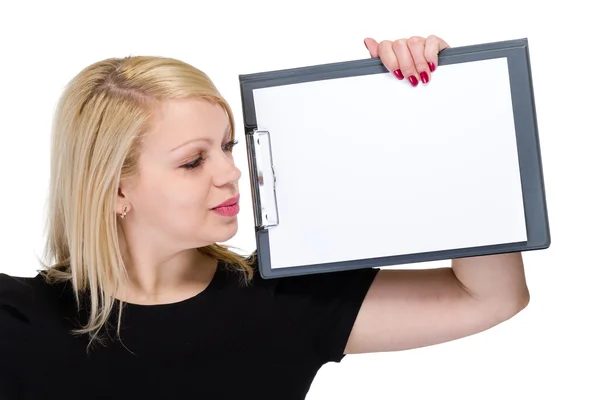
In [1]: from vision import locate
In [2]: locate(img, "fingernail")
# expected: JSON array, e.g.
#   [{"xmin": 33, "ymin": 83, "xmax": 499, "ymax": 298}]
[
  {"xmin": 408, "ymin": 76, "xmax": 418, "ymax": 87},
  {"xmin": 428, "ymin": 62, "xmax": 436, "ymax": 72},
  {"xmin": 393, "ymin": 69, "xmax": 404, "ymax": 80},
  {"xmin": 420, "ymin": 71, "xmax": 429, "ymax": 84}
]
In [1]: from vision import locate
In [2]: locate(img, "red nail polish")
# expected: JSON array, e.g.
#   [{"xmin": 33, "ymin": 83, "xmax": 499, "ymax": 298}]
[
  {"xmin": 428, "ymin": 62, "xmax": 436, "ymax": 72},
  {"xmin": 420, "ymin": 71, "xmax": 429, "ymax": 84},
  {"xmin": 408, "ymin": 76, "xmax": 418, "ymax": 87},
  {"xmin": 393, "ymin": 69, "xmax": 404, "ymax": 80}
]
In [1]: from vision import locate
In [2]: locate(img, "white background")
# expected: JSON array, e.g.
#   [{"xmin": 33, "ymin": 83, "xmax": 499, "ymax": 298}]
[{"xmin": 0, "ymin": 1, "xmax": 598, "ymax": 399}]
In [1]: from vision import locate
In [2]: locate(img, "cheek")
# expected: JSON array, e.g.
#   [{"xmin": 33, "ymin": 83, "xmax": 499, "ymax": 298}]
[
  {"xmin": 149, "ymin": 175, "xmax": 211, "ymax": 212},
  {"xmin": 133, "ymin": 169, "xmax": 212, "ymax": 218}
]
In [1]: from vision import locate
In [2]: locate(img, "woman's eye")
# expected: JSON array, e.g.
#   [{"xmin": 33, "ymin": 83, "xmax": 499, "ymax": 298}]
[
  {"xmin": 181, "ymin": 140, "xmax": 237, "ymax": 170},
  {"xmin": 222, "ymin": 139, "xmax": 238, "ymax": 152},
  {"xmin": 182, "ymin": 157, "xmax": 204, "ymax": 170}
]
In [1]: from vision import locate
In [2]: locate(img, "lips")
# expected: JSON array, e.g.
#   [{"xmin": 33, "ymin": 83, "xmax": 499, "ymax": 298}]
[{"xmin": 212, "ymin": 194, "xmax": 240, "ymax": 209}]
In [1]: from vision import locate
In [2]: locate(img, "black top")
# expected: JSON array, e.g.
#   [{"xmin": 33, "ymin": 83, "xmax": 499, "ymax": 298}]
[{"xmin": 0, "ymin": 260, "xmax": 379, "ymax": 400}]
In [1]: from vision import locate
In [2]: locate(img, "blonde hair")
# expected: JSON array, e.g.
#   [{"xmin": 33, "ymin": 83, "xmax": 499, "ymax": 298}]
[{"xmin": 38, "ymin": 55, "xmax": 255, "ymax": 349}]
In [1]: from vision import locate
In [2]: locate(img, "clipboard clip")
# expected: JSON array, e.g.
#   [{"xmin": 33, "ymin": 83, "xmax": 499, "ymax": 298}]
[{"xmin": 248, "ymin": 129, "xmax": 279, "ymax": 229}]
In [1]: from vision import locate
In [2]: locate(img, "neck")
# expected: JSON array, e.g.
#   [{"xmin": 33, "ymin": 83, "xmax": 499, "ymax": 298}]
[{"xmin": 115, "ymin": 224, "xmax": 217, "ymax": 305}]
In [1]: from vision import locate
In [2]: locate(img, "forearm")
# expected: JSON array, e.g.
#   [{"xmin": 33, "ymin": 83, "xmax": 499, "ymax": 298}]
[{"xmin": 451, "ymin": 252, "xmax": 530, "ymax": 308}]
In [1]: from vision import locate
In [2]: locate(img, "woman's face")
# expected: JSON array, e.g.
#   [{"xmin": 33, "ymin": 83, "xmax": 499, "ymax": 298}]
[{"xmin": 118, "ymin": 98, "xmax": 241, "ymax": 251}]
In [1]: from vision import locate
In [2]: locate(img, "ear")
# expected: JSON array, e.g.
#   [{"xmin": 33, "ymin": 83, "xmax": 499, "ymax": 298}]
[{"xmin": 115, "ymin": 186, "xmax": 131, "ymax": 218}]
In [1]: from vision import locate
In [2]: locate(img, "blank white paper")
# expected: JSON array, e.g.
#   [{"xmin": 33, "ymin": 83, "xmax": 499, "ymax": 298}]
[{"xmin": 252, "ymin": 57, "xmax": 527, "ymax": 269}]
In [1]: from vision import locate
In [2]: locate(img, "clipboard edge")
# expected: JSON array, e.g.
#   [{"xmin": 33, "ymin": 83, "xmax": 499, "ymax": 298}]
[{"xmin": 239, "ymin": 37, "xmax": 552, "ymax": 279}]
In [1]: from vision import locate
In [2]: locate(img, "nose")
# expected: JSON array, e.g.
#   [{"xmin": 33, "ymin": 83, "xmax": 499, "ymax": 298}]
[{"xmin": 212, "ymin": 152, "xmax": 241, "ymax": 187}]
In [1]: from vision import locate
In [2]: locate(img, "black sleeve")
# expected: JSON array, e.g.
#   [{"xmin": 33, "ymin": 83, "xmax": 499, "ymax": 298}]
[
  {"xmin": 0, "ymin": 273, "xmax": 35, "ymax": 398},
  {"xmin": 269, "ymin": 266, "xmax": 380, "ymax": 364},
  {"xmin": 0, "ymin": 372, "xmax": 23, "ymax": 400}
]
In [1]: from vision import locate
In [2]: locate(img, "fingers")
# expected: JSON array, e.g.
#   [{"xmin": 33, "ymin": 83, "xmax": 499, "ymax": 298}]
[
  {"xmin": 396, "ymin": 38, "xmax": 422, "ymax": 86},
  {"xmin": 363, "ymin": 37, "xmax": 379, "ymax": 58},
  {"xmin": 377, "ymin": 40, "xmax": 405, "ymax": 81},
  {"xmin": 379, "ymin": 38, "xmax": 426, "ymax": 87},
  {"xmin": 424, "ymin": 34, "xmax": 450, "ymax": 73},
  {"xmin": 369, "ymin": 35, "xmax": 449, "ymax": 87},
  {"xmin": 406, "ymin": 36, "xmax": 431, "ymax": 85}
]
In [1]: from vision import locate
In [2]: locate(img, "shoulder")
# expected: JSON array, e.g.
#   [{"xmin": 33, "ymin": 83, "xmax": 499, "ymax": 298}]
[
  {"xmin": 0, "ymin": 272, "xmax": 40, "ymax": 313},
  {"xmin": 0, "ymin": 273, "xmax": 44, "ymax": 367},
  {"xmin": 0, "ymin": 271, "xmax": 79, "ymax": 389},
  {"xmin": 224, "ymin": 255, "xmax": 379, "ymax": 291},
  {"xmin": 0, "ymin": 271, "xmax": 72, "ymax": 338},
  {"xmin": 243, "ymin": 261, "xmax": 380, "ymax": 363},
  {"xmin": 0, "ymin": 270, "xmax": 68, "ymax": 301},
  {"xmin": 220, "ymin": 256, "xmax": 380, "ymax": 314},
  {"xmin": 252, "ymin": 258, "xmax": 379, "ymax": 292}
]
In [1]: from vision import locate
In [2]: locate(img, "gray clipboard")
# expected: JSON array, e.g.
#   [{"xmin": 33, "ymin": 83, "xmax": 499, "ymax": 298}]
[{"xmin": 239, "ymin": 37, "xmax": 550, "ymax": 279}]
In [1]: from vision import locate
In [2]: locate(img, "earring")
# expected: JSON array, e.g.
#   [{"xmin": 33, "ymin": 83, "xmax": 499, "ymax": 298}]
[{"xmin": 120, "ymin": 205, "xmax": 129, "ymax": 219}]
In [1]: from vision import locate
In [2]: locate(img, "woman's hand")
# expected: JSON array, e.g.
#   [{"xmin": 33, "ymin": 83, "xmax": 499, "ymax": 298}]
[{"xmin": 364, "ymin": 35, "xmax": 450, "ymax": 87}]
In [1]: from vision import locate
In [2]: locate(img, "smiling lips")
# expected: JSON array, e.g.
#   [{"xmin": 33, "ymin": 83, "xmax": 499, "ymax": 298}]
[{"xmin": 211, "ymin": 194, "xmax": 240, "ymax": 217}]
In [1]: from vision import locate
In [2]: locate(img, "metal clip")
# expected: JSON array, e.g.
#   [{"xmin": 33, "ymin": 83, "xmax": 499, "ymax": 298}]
[{"xmin": 249, "ymin": 129, "xmax": 279, "ymax": 228}]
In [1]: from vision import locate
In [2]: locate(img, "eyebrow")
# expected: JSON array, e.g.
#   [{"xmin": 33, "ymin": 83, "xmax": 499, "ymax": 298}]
[{"xmin": 170, "ymin": 124, "xmax": 232, "ymax": 152}]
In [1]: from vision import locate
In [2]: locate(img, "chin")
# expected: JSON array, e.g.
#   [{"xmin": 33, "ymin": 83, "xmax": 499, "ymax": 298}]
[{"xmin": 210, "ymin": 219, "xmax": 239, "ymax": 243}]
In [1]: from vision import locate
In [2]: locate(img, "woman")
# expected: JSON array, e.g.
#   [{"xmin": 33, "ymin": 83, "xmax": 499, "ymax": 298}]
[{"xmin": 0, "ymin": 34, "xmax": 529, "ymax": 399}]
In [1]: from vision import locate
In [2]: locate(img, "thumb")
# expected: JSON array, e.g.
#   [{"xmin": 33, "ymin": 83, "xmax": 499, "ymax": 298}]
[{"xmin": 363, "ymin": 37, "xmax": 379, "ymax": 58}]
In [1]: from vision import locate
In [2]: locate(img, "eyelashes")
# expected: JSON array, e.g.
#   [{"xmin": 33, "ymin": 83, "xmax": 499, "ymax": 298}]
[
  {"xmin": 182, "ymin": 139, "xmax": 239, "ymax": 170},
  {"xmin": 222, "ymin": 139, "xmax": 238, "ymax": 153},
  {"xmin": 182, "ymin": 157, "xmax": 204, "ymax": 170}
]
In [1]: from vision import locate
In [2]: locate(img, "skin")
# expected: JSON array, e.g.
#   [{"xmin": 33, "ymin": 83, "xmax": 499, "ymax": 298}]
[
  {"xmin": 116, "ymin": 99, "xmax": 240, "ymax": 305},
  {"xmin": 116, "ymin": 35, "xmax": 530, "ymax": 354}
]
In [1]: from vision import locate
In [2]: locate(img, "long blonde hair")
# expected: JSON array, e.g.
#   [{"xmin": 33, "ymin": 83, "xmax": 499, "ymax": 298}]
[{"xmin": 39, "ymin": 55, "xmax": 255, "ymax": 348}]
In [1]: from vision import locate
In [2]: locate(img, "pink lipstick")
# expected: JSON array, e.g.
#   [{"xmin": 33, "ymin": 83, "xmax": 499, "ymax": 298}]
[{"xmin": 211, "ymin": 194, "xmax": 240, "ymax": 217}]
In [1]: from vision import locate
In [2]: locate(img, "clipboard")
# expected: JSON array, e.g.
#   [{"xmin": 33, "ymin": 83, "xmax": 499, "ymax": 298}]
[{"xmin": 238, "ymin": 37, "xmax": 550, "ymax": 279}]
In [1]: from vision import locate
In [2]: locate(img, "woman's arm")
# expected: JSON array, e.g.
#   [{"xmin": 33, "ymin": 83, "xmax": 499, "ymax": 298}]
[{"xmin": 344, "ymin": 252, "xmax": 529, "ymax": 354}]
